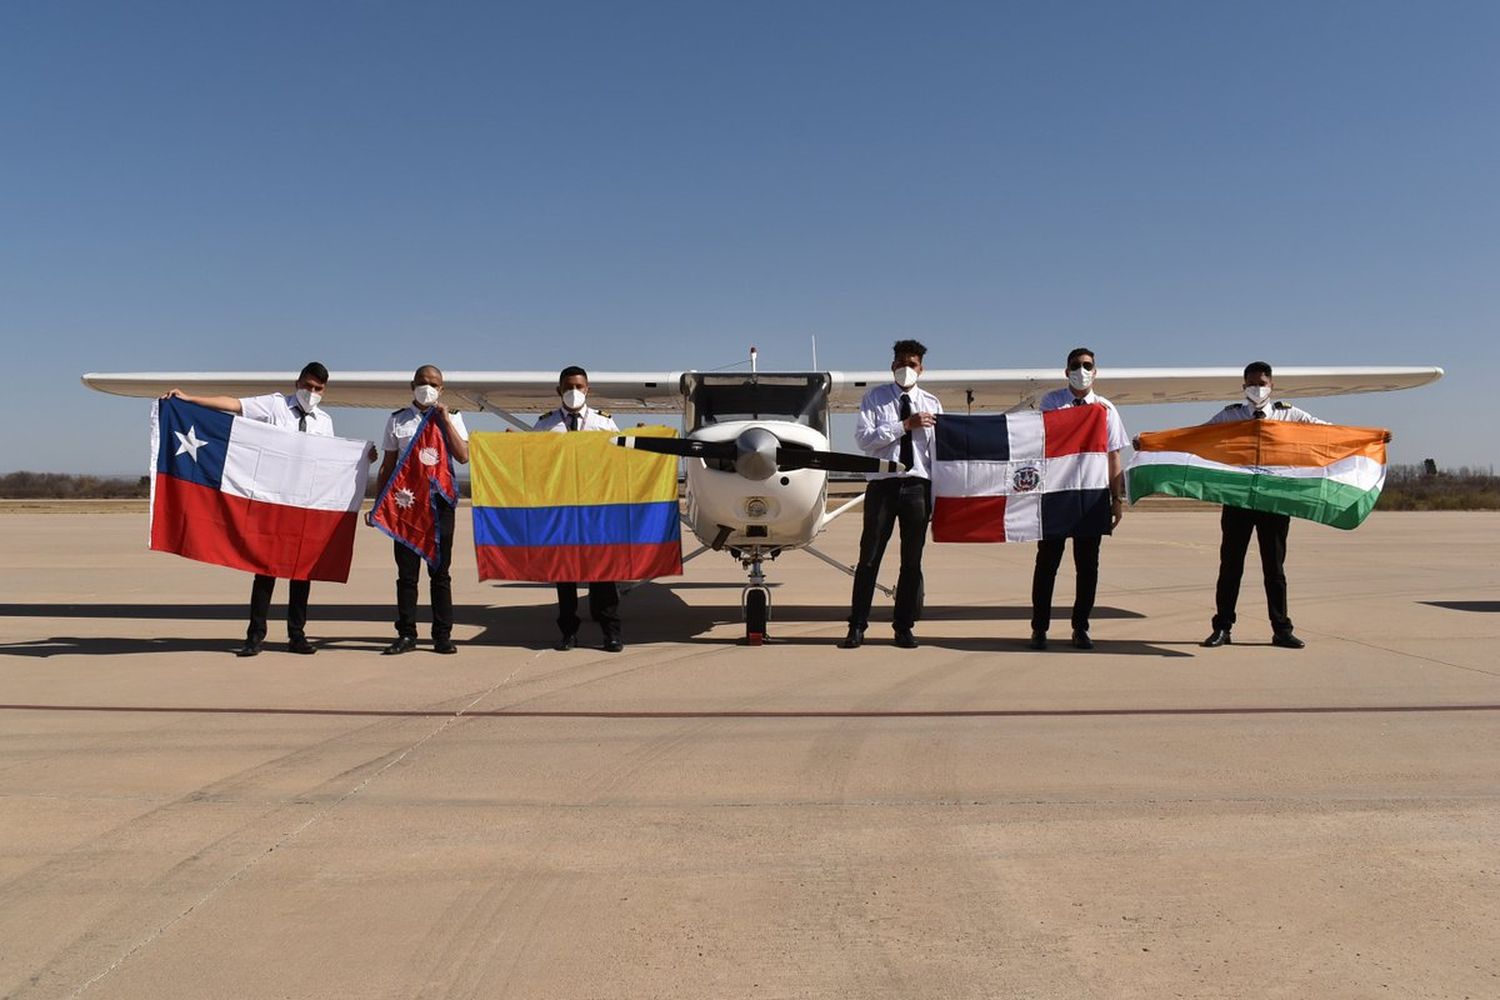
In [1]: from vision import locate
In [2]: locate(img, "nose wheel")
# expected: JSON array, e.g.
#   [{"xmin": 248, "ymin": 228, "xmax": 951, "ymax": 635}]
[{"xmin": 740, "ymin": 552, "xmax": 772, "ymax": 645}]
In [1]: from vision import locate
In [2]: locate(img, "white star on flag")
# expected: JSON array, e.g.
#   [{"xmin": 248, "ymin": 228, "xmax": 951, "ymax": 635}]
[{"xmin": 175, "ymin": 426, "xmax": 207, "ymax": 462}]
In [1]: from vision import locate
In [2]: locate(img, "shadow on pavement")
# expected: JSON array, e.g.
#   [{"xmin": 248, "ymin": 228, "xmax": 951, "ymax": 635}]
[{"xmin": 0, "ymin": 584, "xmax": 1154, "ymax": 657}]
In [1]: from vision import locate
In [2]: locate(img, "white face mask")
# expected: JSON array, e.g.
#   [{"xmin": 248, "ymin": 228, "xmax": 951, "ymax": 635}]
[
  {"xmin": 1244, "ymin": 384, "xmax": 1272, "ymax": 408},
  {"xmin": 295, "ymin": 388, "xmax": 321, "ymax": 411},
  {"xmin": 562, "ymin": 388, "xmax": 587, "ymax": 412},
  {"xmin": 413, "ymin": 384, "xmax": 441, "ymax": 407},
  {"xmin": 893, "ymin": 366, "xmax": 919, "ymax": 390},
  {"xmin": 1067, "ymin": 366, "xmax": 1095, "ymax": 391}
]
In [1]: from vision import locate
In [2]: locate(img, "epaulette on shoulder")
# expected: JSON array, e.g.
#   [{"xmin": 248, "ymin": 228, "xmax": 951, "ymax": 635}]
[
  {"xmin": 1222, "ymin": 403, "xmax": 1240, "ymax": 410},
  {"xmin": 1273, "ymin": 400, "xmax": 1292, "ymax": 410},
  {"xmin": 598, "ymin": 409, "xmax": 612, "ymax": 418},
  {"xmin": 390, "ymin": 407, "xmax": 406, "ymax": 415}
]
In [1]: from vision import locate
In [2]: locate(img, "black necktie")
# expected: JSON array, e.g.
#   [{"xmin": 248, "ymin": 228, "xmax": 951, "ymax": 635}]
[
  {"xmin": 293, "ymin": 406, "xmax": 308, "ymax": 432},
  {"xmin": 1254, "ymin": 409, "xmax": 1266, "ymax": 420},
  {"xmin": 898, "ymin": 393, "xmax": 914, "ymax": 471},
  {"xmin": 1072, "ymin": 397, "xmax": 1085, "ymax": 407},
  {"xmin": 567, "ymin": 411, "xmax": 579, "ymax": 432}
]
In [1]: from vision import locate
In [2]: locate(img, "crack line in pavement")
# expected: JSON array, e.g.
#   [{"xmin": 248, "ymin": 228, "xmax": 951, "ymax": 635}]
[
  {"xmin": 67, "ymin": 666, "xmax": 523, "ymax": 999},
  {"xmin": 6, "ymin": 703, "xmax": 1500, "ymax": 722}
]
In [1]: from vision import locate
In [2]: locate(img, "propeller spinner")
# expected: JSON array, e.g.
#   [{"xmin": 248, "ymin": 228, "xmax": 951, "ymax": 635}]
[{"xmin": 615, "ymin": 431, "xmax": 903, "ymax": 478}]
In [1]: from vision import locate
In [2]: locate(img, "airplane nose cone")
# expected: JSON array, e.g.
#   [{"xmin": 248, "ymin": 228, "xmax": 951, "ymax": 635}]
[{"xmin": 734, "ymin": 427, "xmax": 780, "ymax": 480}]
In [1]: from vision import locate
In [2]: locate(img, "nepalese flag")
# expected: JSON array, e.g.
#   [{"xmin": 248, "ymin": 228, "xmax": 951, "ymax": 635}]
[
  {"xmin": 931, "ymin": 407, "xmax": 1113, "ymax": 543},
  {"xmin": 150, "ymin": 397, "xmax": 370, "ymax": 582},
  {"xmin": 370, "ymin": 408, "xmax": 457, "ymax": 568},
  {"xmin": 1128, "ymin": 421, "xmax": 1388, "ymax": 529},
  {"xmin": 469, "ymin": 428, "xmax": 683, "ymax": 582}
]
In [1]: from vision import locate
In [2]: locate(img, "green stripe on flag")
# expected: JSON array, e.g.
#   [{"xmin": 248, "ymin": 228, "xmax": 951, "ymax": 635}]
[{"xmin": 1128, "ymin": 464, "xmax": 1380, "ymax": 530}]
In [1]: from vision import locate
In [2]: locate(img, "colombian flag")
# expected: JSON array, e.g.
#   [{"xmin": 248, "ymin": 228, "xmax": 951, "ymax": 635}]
[
  {"xmin": 1128, "ymin": 421, "xmax": 1388, "ymax": 529},
  {"xmin": 469, "ymin": 428, "xmax": 683, "ymax": 582}
]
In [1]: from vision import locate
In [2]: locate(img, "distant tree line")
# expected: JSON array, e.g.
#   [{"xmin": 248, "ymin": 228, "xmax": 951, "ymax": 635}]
[
  {"xmin": 4, "ymin": 465, "xmax": 1498, "ymax": 509},
  {"xmin": 1377, "ymin": 464, "xmax": 1500, "ymax": 511},
  {"xmin": 0, "ymin": 472, "xmax": 150, "ymax": 499}
]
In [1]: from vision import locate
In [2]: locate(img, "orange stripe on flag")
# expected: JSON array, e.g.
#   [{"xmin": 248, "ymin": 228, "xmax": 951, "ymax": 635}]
[{"xmin": 1135, "ymin": 421, "xmax": 1387, "ymax": 468}]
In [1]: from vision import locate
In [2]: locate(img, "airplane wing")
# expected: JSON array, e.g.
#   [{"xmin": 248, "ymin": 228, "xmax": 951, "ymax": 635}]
[
  {"xmin": 83, "ymin": 365, "xmax": 1443, "ymax": 414},
  {"xmin": 80, "ymin": 371, "xmax": 687, "ymax": 414},
  {"xmin": 827, "ymin": 366, "xmax": 1445, "ymax": 412}
]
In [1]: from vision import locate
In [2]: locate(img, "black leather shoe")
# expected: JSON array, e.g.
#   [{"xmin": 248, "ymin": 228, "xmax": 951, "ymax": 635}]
[
  {"xmin": 383, "ymin": 635, "xmax": 417, "ymax": 656},
  {"xmin": 433, "ymin": 639, "xmax": 458, "ymax": 655},
  {"xmin": 893, "ymin": 628, "xmax": 918, "ymax": 649},
  {"xmin": 1201, "ymin": 629, "xmax": 1232, "ymax": 648},
  {"xmin": 1271, "ymin": 632, "xmax": 1305, "ymax": 649},
  {"xmin": 602, "ymin": 637, "xmax": 624, "ymax": 653},
  {"xmin": 839, "ymin": 627, "xmax": 865, "ymax": 649},
  {"xmin": 1028, "ymin": 630, "xmax": 1047, "ymax": 651},
  {"xmin": 554, "ymin": 634, "xmax": 577, "ymax": 651},
  {"xmin": 1071, "ymin": 629, "xmax": 1094, "ymax": 650},
  {"xmin": 288, "ymin": 638, "xmax": 317, "ymax": 655},
  {"xmin": 233, "ymin": 642, "xmax": 261, "ymax": 658}
]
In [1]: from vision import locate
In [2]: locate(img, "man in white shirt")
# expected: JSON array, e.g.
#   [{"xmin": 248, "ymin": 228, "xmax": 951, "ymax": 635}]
[
  {"xmin": 535, "ymin": 366, "xmax": 624, "ymax": 652},
  {"xmin": 163, "ymin": 361, "xmax": 374, "ymax": 657},
  {"xmin": 1030, "ymin": 347, "xmax": 1130, "ymax": 650},
  {"xmin": 371, "ymin": 365, "xmax": 471, "ymax": 656},
  {"xmin": 841, "ymin": 340, "xmax": 943, "ymax": 649},
  {"xmin": 1202, "ymin": 360, "xmax": 1329, "ymax": 650}
]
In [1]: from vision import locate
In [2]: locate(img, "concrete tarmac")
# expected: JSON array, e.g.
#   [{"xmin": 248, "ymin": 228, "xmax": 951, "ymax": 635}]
[{"xmin": 1, "ymin": 508, "xmax": 1497, "ymax": 999}]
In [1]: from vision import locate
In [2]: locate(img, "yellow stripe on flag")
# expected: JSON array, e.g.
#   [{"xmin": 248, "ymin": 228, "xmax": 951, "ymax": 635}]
[{"xmin": 470, "ymin": 428, "xmax": 679, "ymax": 509}]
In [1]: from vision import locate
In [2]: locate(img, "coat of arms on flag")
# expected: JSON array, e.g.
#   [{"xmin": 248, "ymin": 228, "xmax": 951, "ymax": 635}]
[
  {"xmin": 469, "ymin": 427, "xmax": 683, "ymax": 582},
  {"xmin": 931, "ymin": 407, "xmax": 1113, "ymax": 542},
  {"xmin": 149, "ymin": 397, "xmax": 370, "ymax": 581},
  {"xmin": 369, "ymin": 408, "xmax": 457, "ymax": 568},
  {"xmin": 1128, "ymin": 420, "xmax": 1388, "ymax": 529}
]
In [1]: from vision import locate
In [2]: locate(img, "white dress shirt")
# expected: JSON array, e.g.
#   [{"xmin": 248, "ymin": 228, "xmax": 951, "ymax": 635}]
[
  {"xmin": 382, "ymin": 404, "xmax": 470, "ymax": 453},
  {"xmin": 854, "ymin": 382, "xmax": 943, "ymax": 480},
  {"xmin": 534, "ymin": 405, "xmax": 620, "ymax": 433},
  {"xmin": 239, "ymin": 392, "xmax": 334, "ymax": 436},
  {"xmin": 1207, "ymin": 401, "xmax": 1327, "ymax": 425},
  {"xmin": 1037, "ymin": 387, "xmax": 1130, "ymax": 452}
]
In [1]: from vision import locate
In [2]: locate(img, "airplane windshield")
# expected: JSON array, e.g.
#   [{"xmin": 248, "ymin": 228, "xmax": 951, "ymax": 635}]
[{"xmin": 684, "ymin": 373, "xmax": 830, "ymax": 434}]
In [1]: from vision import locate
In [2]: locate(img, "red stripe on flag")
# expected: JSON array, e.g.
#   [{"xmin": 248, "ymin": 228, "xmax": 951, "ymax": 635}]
[
  {"xmin": 151, "ymin": 474, "xmax": 358, "ymax": 582},
  {"xmin": 931, "ymin": 496, "xmax": 1008, "ymax": 542},
  {"xmin": 1042, "ymin": 405, "xmax": 1107, "ymax": 458},
  {"xmin": 476, "ymin": 542, "xmax": 683, "ymax": 582}
]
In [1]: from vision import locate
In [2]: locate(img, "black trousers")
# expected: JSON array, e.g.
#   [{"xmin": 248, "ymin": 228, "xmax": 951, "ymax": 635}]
[
  {"xmin": 247, "ymin": 575, "xmax": 310, "ymax": 644},
  {"xmin": 395, "ymin": 501, "xmax": 456, "ymax": 641},
  {"xmin": 848, "ymin": 477, "xmax": 931, "ymax": 631},
  {"xmin": 1031, "ymin": 535, "xmax": 1102, "ymax": 633},
  {"xmin": 1212, "ymin": 505, "xmax": 1293, "ymax": 634},
  {"xmin": 556, "ymin": 582, "xmax": 621, "ymax": 639}
]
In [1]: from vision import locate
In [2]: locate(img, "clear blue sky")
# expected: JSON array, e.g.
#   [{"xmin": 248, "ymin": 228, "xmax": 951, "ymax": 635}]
[{"xmin": 2, "ymin": 1, "xmax": 1494, "ymax": 474}]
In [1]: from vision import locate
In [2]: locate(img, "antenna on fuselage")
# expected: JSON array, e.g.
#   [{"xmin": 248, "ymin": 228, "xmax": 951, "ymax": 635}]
[
  {"xmin": 750, "ymin": 346, "xmax": 758, "ymax": 374},
  {"xmin": 811, "ymin": 335, "xmax": 818, "ymax": 370}
]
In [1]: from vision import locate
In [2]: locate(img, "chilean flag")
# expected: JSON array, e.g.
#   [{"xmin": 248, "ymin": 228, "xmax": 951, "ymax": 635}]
[
  {"xmin": 369, "ymin": 408, "xmax": 457, "ymax": 568},
  {"xmin": 931, "ymin": 406, "xmax": 1112, "ymax": 542},
  {"xmin": 150, "ymin": 397, "xmax": 370, "ymax": 582}
]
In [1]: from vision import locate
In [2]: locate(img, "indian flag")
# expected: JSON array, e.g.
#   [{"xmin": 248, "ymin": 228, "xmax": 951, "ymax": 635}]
[{"xmin": 1127, "ymin": 421, "xmax": 1388, "ymax": 529}]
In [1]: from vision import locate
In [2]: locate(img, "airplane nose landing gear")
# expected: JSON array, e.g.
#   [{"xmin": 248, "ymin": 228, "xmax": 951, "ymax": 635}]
[{"xmin": 740, "ymin": 551, "xmax": 772, "ymax": 645}]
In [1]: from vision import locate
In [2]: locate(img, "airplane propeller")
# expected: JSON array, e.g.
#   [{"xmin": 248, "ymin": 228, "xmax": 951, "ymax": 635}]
[{"xmin": 614, "ymin": 430, "xmax": 902, "ymax": 479}]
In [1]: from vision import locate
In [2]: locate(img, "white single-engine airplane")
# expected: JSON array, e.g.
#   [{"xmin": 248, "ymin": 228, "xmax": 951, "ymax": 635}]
[{"xmin": 84, "ymin": 357, "xmax": 1443, "ymax": 642}]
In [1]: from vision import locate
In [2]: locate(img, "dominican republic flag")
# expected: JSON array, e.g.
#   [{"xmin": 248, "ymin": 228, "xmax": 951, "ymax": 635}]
[
  {"xmin": 931, "ymin": 407, "xmax": 1112, "ymax": 542},
  {"xmin": 370, "ymin": 408, "xmax": 457, "ymax": 567},
  {"xmin": 150, "ymin": 397, "xmax": 370, "ymax": 582}
]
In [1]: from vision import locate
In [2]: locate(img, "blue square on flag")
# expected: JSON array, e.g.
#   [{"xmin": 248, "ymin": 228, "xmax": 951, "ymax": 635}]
[{"xmin": 156, "ymin": 397, "xmax": 232, "ymax": 489}]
